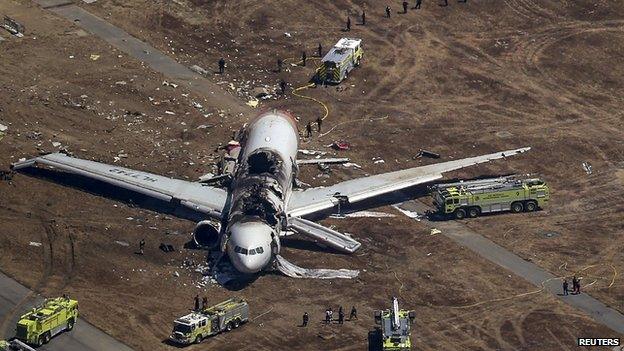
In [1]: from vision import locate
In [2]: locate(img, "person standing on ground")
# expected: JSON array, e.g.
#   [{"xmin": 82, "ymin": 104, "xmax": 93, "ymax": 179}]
[
  {"xmin": 402, "ymin": 1, "xmax": 408, "ymax": 13},
  {"xmin": 318, "ymin": 43, "xmax": 323, "ymax": 57},
  {"xmin": 316, "ymin": 116, "xmax": 323, "ymax": 132},
  {"xmin": 277, "ymin": 58, "xmax": 283, "ymax": 73},
  {"xmin": 201, "ymin": 296, "xmax": 208, "ymax": 309},
  {"xmin": 279, "ymin": 80, "xmax": 287, "ymax": 95},
  {"xmin": 301, "ymin": 51, "xmax": 307, "ymax": 66},
  {"xmin": 194, "ymin": 294, "xmax": 200, "ymax": 311},
  {"xmin": 305, "ymin": 122, "xmax": 313, "ymax": 138},
  {"xmin": 572, "ymin": 276, "xmax": 579, "ymax": 294},
  {"xmin": 324, "ymin": 308, "xmax": 331, "ymax": 325},
  {"xmin": 346, "ymin": 16, "xmax": 351, "ymax": 31},
  {"xmin": 338, "ymin": 306, "xmax": 345, "ymax": 324},
  {"xmin": 562, "ymin": 279, "xmax": 569, "ymax": 296},
  {"xmin": 362, "ymin": 10, "xmax": 366, "ymax": 25},
  {"xmin": 302, "ymin": 312, "xmax": 309, "ymax": 327},
  {"xmin": 350, "ymin": 306, "xmax": 358, "ymax": 320},
  {"xmin": 413, "ymin": 0, "xmax": 422, "ymax": 9},
  {"xmin": 385, "ymin": 6, "xmax": 391, "ymax": 18},
  {"xmin": 218, "ymin": 58, "xmax": 225, "ymax": 74},
  {"xmin": 138, "ymin": 239, "xmax": 145, "ymax": 255}
]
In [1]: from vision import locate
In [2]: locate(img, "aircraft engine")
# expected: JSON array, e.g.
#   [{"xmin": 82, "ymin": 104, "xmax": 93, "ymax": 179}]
[{"xmin": 193, "ymin": 220, "xmax": 221, "ymax": 249}]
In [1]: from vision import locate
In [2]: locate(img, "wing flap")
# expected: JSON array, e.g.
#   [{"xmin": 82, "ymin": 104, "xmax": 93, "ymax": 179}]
[{"xmin": 289, "ymin": 217, "xmax": 361, "ymax": 253}]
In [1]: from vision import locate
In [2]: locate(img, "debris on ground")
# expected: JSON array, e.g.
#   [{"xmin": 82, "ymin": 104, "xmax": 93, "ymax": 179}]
[
  {"xmin": 0, "ymin": 170, "xmax": 13, "ymax": 181},
  {"xmin": 2, "ymin": 16, "xmax": 24, "ymax": 37},
  {"xmin": 297, "ymin": 157, "xmax": 349, "ymax": 165},
  {"xmin": 331, "ymin": 141, "xmax": 350, "ymax": 150},
  {"xmin": 391, "ymin": 204, "xmax": 423, "ymax": 221},
  {"xmin": 299, "ymin": 149, "xmax": 327, "ymax": 156},
  {"xmin": 430, "ymin": 228, "xmax": 442, "ymax": 235},
  {"xmin": 51, "ymin": 141, "xmax": 62, "ymax": 148},
  {"xmin": 275, "ymin": 255, "xmax": 359, "ymax": 279},
  {"xmin": 582, "ymin": 161, "xmax": 593, "ymax": 175},
  {"xmin": 342, "ymin": 162, "xmax": 362, "ymax": 169},
  {"xmin": 373, "ymin": 158, "xmax": 385, "ymax": 164},
  {"xmin": 114, "ymin": 240, "xmax": 130, "ymax": 247},
  {"xmin": 0, "ymin": 123, "xmax": 7, "ymax": 132},
  {"xmin": 246, "ymin": 99, "xmax": 259, "ymax": 108},
  {"xmin": 415, "ymin": 149, "xmax": 441, "ymax": 159},
  {"xmin": 173, "ymin": 271, "xmax": 180, "ymax": 277},
  {"xmin": 331, "ymin": 211, "xmax": 396, "ymax": 219},
  {"xmin": 159, "ymin": 243, "xmax": 175, "ymax": 252},
  {"xmin": 162, "ymin": 80, "xmax": 178, "ymax": 88},
  {"xmin": 190, "ymin": 64, "xmax": 208, "ymax": 75},
  {"xmin": 29, "ymin": 241, "xmax": 42, "ymax": 247},
  {"xmin": 90, "ymin": 54, "xmax": 100, "ymax": 61}
]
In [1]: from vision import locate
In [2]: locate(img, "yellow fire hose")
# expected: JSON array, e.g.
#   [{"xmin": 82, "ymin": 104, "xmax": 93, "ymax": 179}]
[{"xmin": 292, "ymin": 83, "xmax": 329, "ymax": 122}]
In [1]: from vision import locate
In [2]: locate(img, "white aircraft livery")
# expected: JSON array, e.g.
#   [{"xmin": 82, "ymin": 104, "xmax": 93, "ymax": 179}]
[{"xmin": 12, "ymin": 109, "xmax": 530, "ymax": 276}]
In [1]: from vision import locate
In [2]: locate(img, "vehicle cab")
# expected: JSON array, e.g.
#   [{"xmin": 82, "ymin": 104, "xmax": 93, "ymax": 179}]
[{"xmin": 170, "ymin": 313, "xmax": 211, "ymax": 345}]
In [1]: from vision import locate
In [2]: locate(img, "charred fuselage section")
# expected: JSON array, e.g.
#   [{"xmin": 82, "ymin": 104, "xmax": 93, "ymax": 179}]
[{"xmin": 228, "ymin": 148, "xmax": 289, "ymax": 231}]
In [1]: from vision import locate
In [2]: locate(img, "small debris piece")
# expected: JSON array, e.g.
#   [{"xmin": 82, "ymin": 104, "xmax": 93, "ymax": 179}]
[
  {"xmin": 89, "ymin": 54, "xmax": 100, "ymax": 61},
  {"xmin": 173, "ymin": 271, "xmax": 180, "ymax": 277},
  {"xmin": 430, "ymin": 228, "xmax": 441, "ymax": 235},
  {"xmin": 0, "ymin": 123, "xmax": 7, "ymax": 132},
  {"xmin": 284, "ymin": 32, "xmax": 292, "ymax": 38},
  {"xmin": 415, "ymin": 149, "xmax": 441, "ymax": 159},
  {"xmin": 114, "ymin": 240, "xmax": 130, "ymax": 247},
  {"xmin": 165, "ymin": 110, "xmax": 175, "ymax": 115},
  {"xmin": 190, "ymin": 64, "xmax": 208, "ymax": 75},
  {"xmin": 115, "ymin": 81, "xmax": 127, "ymax": 85},
  {"xmin": 246, "ymin": 99, "xmax": 259, "ymax": 108},
  {"xmin": 331, "ymin": 141, "xmax": 350, "ymax": 150},
  {"xmin": 582, "ymin": 162, "xmax": 593, "ymax": 175},
  {"xmin": 51, "ymin": 141, "xmax": 61, "ymax": 148},
  {"xmin": 159, "ymin": 243, "xmax": 175, "ymax": 252},
  {"xmin": 2, "ymin": 16, "xmax": 24, "ymax": 37},
  {"xmin": 374, "ymin": 159, "xmax": 385, "ymax": 164},
  {"xmin": 29, "ymin": 241, "xmax": 42, "ymax": 247},
  {"xmin": 162, "ymin": 81, "xmax": 179, "ymax": 88}
]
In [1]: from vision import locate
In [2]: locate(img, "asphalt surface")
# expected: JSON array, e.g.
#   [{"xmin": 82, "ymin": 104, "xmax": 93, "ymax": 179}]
[
  {"xmin": 0, "ymin": 272, "xmax": 133, "ymax": 351},
  {"xmin": 33, "ymin": 1, "xmax": 248, "ymax": 116},
  {"xmin": 398, "ymin": 200, "xmax": 624, "ymax": 335}
]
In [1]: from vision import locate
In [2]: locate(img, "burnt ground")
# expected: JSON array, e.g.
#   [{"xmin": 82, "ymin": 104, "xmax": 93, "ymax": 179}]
[{"xmin": 1, "ymin": 0, "xmax": 623, "ymax": 350}]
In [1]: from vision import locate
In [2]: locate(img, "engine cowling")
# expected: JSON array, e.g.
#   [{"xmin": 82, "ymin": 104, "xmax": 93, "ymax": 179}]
[{"xmin": 193, "ymin": 220, "xmax": 221, "ymax": 249}]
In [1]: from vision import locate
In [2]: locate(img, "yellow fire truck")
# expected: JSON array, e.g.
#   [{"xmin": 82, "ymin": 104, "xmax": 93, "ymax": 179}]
[
  {"xmin": 315, "ymin": 38, "xmax": 363, "ymax": 84},
  {"xmin": 169, "ymin": 298, "xmax": 249, "ymax": 345},
  {"xmin": 432, "ymin": 176, "xmax": 550, "ymax": 219},
  {"xmin": 15, "ymin": 296, "xmax": 78, "ymax": 346}
]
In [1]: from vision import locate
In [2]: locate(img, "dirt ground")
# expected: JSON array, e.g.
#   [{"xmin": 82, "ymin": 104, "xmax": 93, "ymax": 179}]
[{"xmin": 1, "ymin": 0, "xmax": 623, "ymax": 350}]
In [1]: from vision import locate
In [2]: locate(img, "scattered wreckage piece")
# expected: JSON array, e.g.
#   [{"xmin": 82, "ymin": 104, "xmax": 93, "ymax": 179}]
[
  {"xmin": 331, "ymin": 141, "xmax": 350, "ymax": 150},
  {"xmin": 582, "ymin": 161, "xmax": 593, "ymax": 175},
  {"xmin": 296, "ymin": 157, "xmax": 350, "ymax": 165},
  {"xmin": 415, "ymin": 149, "xmax": 440, "ymax": 159},
  {"xmin": 275, "ymin": 255, "xmax": 359, "ymax": 279},
  {"xmin": 2, "ymin": 16, "xmax": 24, "ymax": 37}
]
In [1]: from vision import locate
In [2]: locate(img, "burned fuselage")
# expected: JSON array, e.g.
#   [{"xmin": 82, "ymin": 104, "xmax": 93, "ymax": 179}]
[{"xmin": 224, "ymin": 110, "xmax": 299, "ymax": 274}]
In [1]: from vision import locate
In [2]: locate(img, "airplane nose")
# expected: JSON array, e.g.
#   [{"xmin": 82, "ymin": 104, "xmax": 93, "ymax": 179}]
[{"xmin": 231, "ymin": 254, "xmax": 268, "ymax": 274}]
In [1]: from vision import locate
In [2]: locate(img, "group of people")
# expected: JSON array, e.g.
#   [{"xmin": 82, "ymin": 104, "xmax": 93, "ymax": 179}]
[
  {"xmin": 305, "ymin": 117, "xmax": 323, "ymax": 138},
  {"xmin": 302, "ymin": 306, "xmax": 357, "ymax": 327},
  {"xmin": 562, "ymin": 276, "xmax": 582, "ymax": 296}
]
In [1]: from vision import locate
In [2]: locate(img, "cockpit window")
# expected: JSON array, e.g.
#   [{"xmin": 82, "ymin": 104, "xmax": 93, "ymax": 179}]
[
  {"xmin": 249, "ymin": 249, "xmax": 256, "ymax": 255},
  {"xmin": 256, "ymin": 247, "xmax": 264, "ymax": 254}
]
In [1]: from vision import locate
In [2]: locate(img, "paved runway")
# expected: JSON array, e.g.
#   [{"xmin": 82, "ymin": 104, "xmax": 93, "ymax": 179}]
[
  {"xmin": 398, "ymin": 200, "xmax": 624, "ymax": 335},
  {"xmin": 0, "ymin": 272, "xmax": 133, "ymax": 351}
]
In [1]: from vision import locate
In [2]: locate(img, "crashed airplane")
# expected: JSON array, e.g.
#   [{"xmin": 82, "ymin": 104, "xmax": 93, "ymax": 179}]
[{"xmin": 12, "ymin": 110, "xmax": 530, "ymax": 278}]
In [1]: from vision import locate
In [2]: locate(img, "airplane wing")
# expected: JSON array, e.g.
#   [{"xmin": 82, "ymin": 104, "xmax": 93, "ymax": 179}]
[
  {"xmin": 11, "ymin": 153, "xmax": 227, "ymax": 218},
  {"xmin": 287, "ymin": 147, "xmax": 530, "ymax": 217}
]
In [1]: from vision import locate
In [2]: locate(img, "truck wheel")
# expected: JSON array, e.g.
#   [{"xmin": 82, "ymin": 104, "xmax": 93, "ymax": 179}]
[
  {"xmin": 226, "ymin": 322, "xmax": 233, "ymax": 332},
  {"xmin": 525, "ymin": 201, "xmax": 537, "ymax": 212},
  {"xmin": 195, "ymin": 334, "xmax": 202, "ymax": 344},
  {"xmin": 67, "ymin": 318, "xmax": 75, "ymax": 331},
  {"xmin": 511, "ymin": 202, "xmax": 524, "ymax": 213},
  {"xmin": 468, "ymin": 207, "xmax": 480, "ymax": 218},
  {"xmin": 454, "ymin": 208, "xmax": 466, "ymax": 220},
  {"xmin": 36, "ymin": 336, "xmax": 44, "ymax": 347},
  {"xmin": 43, "ymin": 332, "xmax": 51, "ymax": 344},
  {"xmin": 233, "ymin": 319, "xmax": 241, "ymax": 328}
]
